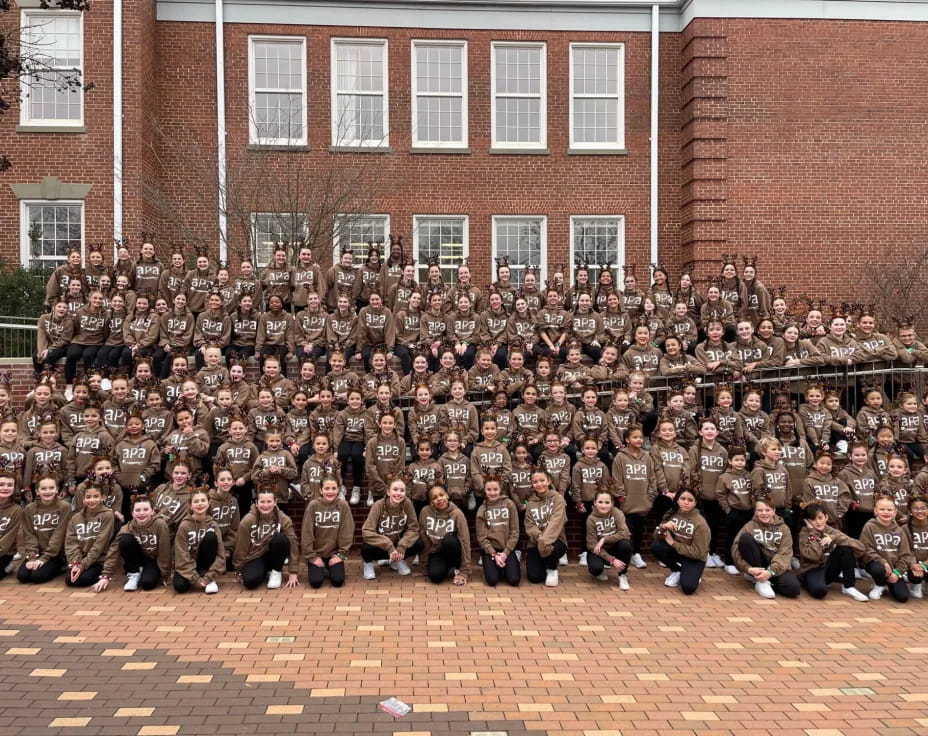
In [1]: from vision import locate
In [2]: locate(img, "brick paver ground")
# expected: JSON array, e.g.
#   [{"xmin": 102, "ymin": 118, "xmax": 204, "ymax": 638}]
[{"xmin": 0, "ymin": 561, "xmax": 926, "ymax": 736}]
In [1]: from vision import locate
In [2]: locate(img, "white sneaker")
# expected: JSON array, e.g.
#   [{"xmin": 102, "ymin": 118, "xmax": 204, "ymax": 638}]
[
  {"xmin": 366, "ymin": 489, "xmax": 374, "ymax": 507},
  {"xmin": 514, "ymin": 550, "xmax": 522, "ymax": 561},
  {"xmin": 412, "ymin": 555, "xmax": 419, "ymax": 566},
  {"xmin": 658, "ymin": 561, "xmax": 667, "ymax": 568},
  {"xmin": 791, "ymin": 557, "xmax": 800, "ymax": 570},
  {"xmin": 100, "ymin": 378, "xmax": 112, "ymax": 392},
  {"xmin": 378, "ymin": 559, "xmax": 391, "ymax": 566},
  {"xmin": 842, "ymin": 586, "xmax": 868, "ymax": 602},
  {"xmin": 578, "ymin": 552, "xmax": 588, "ymax": 567},
  {"xmin": 631, "ymin": 553, "xmax": 647, "ymax": 569},
  {"xmin": 664, "ymin": 571, "xmax": 681, "ymax": 588},
  {"xmin": 754, "ymin": 580, "xmax": 776, "ymax": 599},
  {"xmin": 3, "ymin": 559, "xmax": 15, "ymax": 575},
  {"xmin": 743, "ymin": 573, "xmax": 755, "ymax": 583},
  {"xmin": 558, "ymin": 554, "xmax": 568, "ymax": 566},
  {"xmin": 909, "ymin": 582, "xmax": 924, "ymax": 599},
  {"xmin": 467, "ymin": 493, "xmax": 476, "ymax": 511},
  {"xmin": 706, "ymin": 554, "xmax": 723, "ymax": 568},
  {"xmin": 618, "ymin": 574, "xmax": 630, "ymax": 591},
  {"xmin": 349, "ymin": 487, "xmax": 361, "ymax": 505},
  {"xmin": 123, "ymin": 571, "xmax": 141, "ymax": 592},
  {"xmin": 856, "ymin": 567, "xmax": 872, "ymax": 580},
  {"xmin": 390, "ymin": 559, "xmax": 411, "ymax": 576},
  {"xmin": 204, "ymin": 580, "xmax": 219, "ymax": 594},
  {"xmin": 868, "ymin": 584, "xmax": 885, "ymax": 600},
  {"xmin": 362, "ymin": 562, "xmax": 376, "ymax": 580},
  {"xmin": 724, "ymin": 564, "xmax": 739, "ymax": 575},
  {"xmin": 64, "ymin": 386, "xmax": 74, "ymax": 401},
  {"xmin": 266, "ymin": 570, "xmax": 283, "ymax": 589},
  {"xmin": 338, "ymin": 487, "xmax": 346, "ymax": 501},
  {"xmin": 545, "ymin": 569, "xmax": 559, "ymax": 587},
  {"xmin": 596, "ymin": 571, "xmax": 609, "ymax": 581}
]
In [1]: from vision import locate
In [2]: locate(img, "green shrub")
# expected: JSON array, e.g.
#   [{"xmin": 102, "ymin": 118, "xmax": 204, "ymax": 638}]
[{"xmin": 0, "ymin": 260, "xmax": 51, "ymax": 319}]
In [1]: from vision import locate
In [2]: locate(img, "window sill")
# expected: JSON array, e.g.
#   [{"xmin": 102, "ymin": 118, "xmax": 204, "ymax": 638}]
[
  {"xmin": 568, "ymin": 147, "xmax": 628, "ymax": 156},
  {"xmin": 16, "ymin": 124, "xmax": 86, "ymax": 134},
  {"xmin": 246, "ymin": 144, "xmax": 310, "ymax": 152},
  {"xmin": 329, "ymin": 146, "xmax": 393, "ymax": 154},
  {"xmin": 410, "ymin": 147, "xmax": 471, "ymax": 155},
  {"xmin": 488, "ymin": 147, "xmax": 549, "ymax": 155}
]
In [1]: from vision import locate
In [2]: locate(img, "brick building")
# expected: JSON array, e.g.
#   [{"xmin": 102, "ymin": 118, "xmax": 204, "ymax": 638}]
[{"xmin": 3, "ymin": 0, "xmax": 927, "ymax": 296}]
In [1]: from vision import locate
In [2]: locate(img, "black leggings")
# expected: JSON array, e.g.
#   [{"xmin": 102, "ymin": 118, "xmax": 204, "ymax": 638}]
[
  {"xmin": 360, "ymin": 540, "xmax": 423, "ymax": 562},
  {"xmin": 588, "ymin": 540, "xmax": 633, "ymax": 577},
  {"xmin": 96, "ymin": 345, "xmax": 132, "ymax": 371},
  {"xmin": 173, "ymin": 532, "xmax": 220, "ymax": 593},
  {"xmin": 427, "ymin": 535, "xmax": 463, "ymax": 584},
  {"xmin": 118, "ymin": 535, "xmax": 162, "ymax": 590},
  {"xmin": 240, "ymin": 532, "xmax": 290, "ymax": 590},
  {"xmin": 650, "ymin": 539, "xmax": 705, "ymax": 595},
  {"xmin": 307, "ymin": 557, "xmax": 346, "ymax": 588},
  {"xmin": 17, "ymin": 556, "xmax": 65, "ymax": 584},
  {"xmin": 724, "ymin": 509, "xmax": 753, "ymax": 564},
  {"xmin": 865, "ymin": 559, "xmax": 910, "ymax": 602},
  {"xmin": 338, "ymin": 441, "xmax": 365, "ymax": 486},
  {"xmin": 65, "ymin": 344, "xmax": 100, "ymax": 383},
  {"xmin": 66, "ymin": 562, "xmax": 104, "ymax": 588},
  {"xmin": 34, "ymin": 346, "xmax": 68, "ymax": 376},
  {"xmin": 702, "ymin": 499, "xmax": 724, "ymax": 555},
  {"xmin": 803, "ymin": 545, "xmax": 858, "ymax": 598},
  {"xmin": 736, "ymin": 535, "xmax": 801, "ymax": 597},
  {"xmin": 481, "ymin": 551, "xmax": 521, "ymax": 587},
  {"xmin": 525, "ymin": 540, "xmax": 568, "ymax": 584},
  {"xmin": 624, "ymin": 513, "xmax": 647, "ymax": 555}
]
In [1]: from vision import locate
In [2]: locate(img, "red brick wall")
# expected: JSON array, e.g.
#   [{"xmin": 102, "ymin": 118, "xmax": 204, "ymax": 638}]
[
  {"xmin": 150, "ymin": 22, "xmax": 682, "ymax": 279},
  {"xmin": 0, "ymin": 2, "xmax": 115, "ymax": 262},
  {"xmin": 3, "ymin": 9, "xmax": 926, "ymax": 301}
]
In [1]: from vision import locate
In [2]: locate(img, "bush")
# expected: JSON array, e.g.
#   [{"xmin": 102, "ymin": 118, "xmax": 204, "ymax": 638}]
[{"xmin": 0, "ymin": 260, "xmax": 51, "ymax": 319}]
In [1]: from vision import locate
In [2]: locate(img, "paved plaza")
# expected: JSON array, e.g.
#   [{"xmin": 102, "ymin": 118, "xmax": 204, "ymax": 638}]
[{"xmin": 0, "ymin": 562, "xmax": 925, "ymax": 736}]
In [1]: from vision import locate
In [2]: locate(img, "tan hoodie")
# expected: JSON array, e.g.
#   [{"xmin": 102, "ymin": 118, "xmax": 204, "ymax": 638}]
[
  {"xmin": 859, "ymin": 517, "xmax": 914, "ymax": 570},
  {"xmin": 585, "ymin": 508, "xmax": 631, "ymax": 562},
  {"xmin": 797, "ymin": 524, "xmax": 864, "ymax": 577},
  {"xmin": 476, "ymin": 496, "xmax": 520, "ymax": 556},
  {"xmin": 19, "ymin": 498, "xmax": 72, "ymax": 564},
  {"xmin": 233, "ymin": 507, "xmax": 299, "ymax": 575},
  {"xmin": 101, "ymin": 517, "xmax": 172, "ymax": 578},
  {"xmin": 732, "ymin": 514, "xmax": 793, "ymax": 576},
  {"xmin": 418, "ymin": 502, "xmax": 471, "ymax": 577},
  {"xmin": 523, "ymin": 490, "xmax": 567, "ymax": 557},
  {"xmin": 302, "ymin": 497, "xmax": 354, "ymax": 560},
  {"xmin": 64, "ymin": 506, "xmax": 116, "ymax": 571},
  {"xmin": 653, "ymin": 508, "xmax": 710, "ymax": 561},
  {"xmin": 174, "ymin": 515, "xmax": 226, "ymax": 584},
  {"xmin": 361, "ymin": 497, "xmax": 420, "ymax": 556}
]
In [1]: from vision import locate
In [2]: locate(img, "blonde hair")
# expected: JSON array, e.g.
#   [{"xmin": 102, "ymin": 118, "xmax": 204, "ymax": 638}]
[{"xmin": 756, "ymin": 437, "xmax": 782, "ymax": 457}]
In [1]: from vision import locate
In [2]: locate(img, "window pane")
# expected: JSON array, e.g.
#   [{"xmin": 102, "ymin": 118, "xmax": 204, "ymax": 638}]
[
  {"xmin": 334, "ymin": 216, "xmax": 388, "ymax": 262},
  {"xmin": 495, "ymin": 46, "xmax": 540, "ymax": 94},
  {"xmin": 26, "ymin": 203, "xmax": 83, "ymax": 268},
  {"xmin": 572, "ymin": 219, "xmax": 620, "ymax": 278},
  {"xmin": 22, "ymin": 13, "xmax": 83, "ymax": 122},
  {"xmin": 336, "ymin": 43, "xmax": 384, "ymax": 92},
  {"xmin": 417, "ymin": 96, "xmax": 462, "ymax": 143},
  {"xmin": 254, "ymin": 91, "xmax": 303, "ymax": 140},
  {"xmin": 336, "ymin": 93, "xmax": 384, "ymax": 142},
  {"xmin": 494, "ymin": 218, "xmax": 542, "ymax": 287},
  {"xmin": 573, "ymin": 47, "xmax": 617, "ymax": 96},
  {"xmin": 417, "ymin": 45, "xmax": 462, "ymax": 94},
  {"xmin": 251, "ymin": 213, "xmax": 308, "ymax": 267},
  {"xmin": 573, "ymin": 99, "xmax": 617, "ymax": 144},
  {"xmin": 416, "ymin": 218, "xmax": 465, "ymax": 284},
  {"xmin": 495, "ymin": 98, "xmax": 540, "ymax": 143}
]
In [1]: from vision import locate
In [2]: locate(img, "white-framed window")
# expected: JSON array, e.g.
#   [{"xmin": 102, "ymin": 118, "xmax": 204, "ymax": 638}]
[
  {"xmin": 491, "ymin": 216, "xmax": 546, "ymax": 288},
  {"xmin": 413, "ymin": 215, "xmax": 468, "ymax": 285},
  {"xmin": 490, "ymin": 42, "xmax": 546, "ymax": 149},
  {"xmin": 19, "ymin": 10, "xmax": 83, "ymax": 126},
  {"xmin": 249, "ymin": 212, "xmax": 308, "ymax": 268},
  {"xmin": 248, "ymin": 36, "xmax": 307, "ymax": 146},
  {"xmin": 569, "ymin": 43, "xmax": 625, "ymax": 150},
  {"xmin": 20, "ymin": 200, "xmax": 84, "ymax": 269},
  {"xmin": 411, "ymin": 40, "xmax": 467, "ymax": 148},
  {"xmin": 569, "ymin": 216, "xmax": 625, "ymax": 281},
  {"xmin": 332, "ymin": 214, "xmax": 390, "ymax": 263},
  {"xmin": 331, "ymin": 38, "xmax": 389, "ymax": 147}
]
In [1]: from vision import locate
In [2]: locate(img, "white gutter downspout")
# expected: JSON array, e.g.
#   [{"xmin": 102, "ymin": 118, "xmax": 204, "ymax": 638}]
[
  {"xmin": 650, "ymin": 3, "xmax": 659, "ymax": 267},
  {"xmin": 112, "ymin": 0, "xmax": 123, "ymax": 256},
  {"xmin": 215, "ymin": 0, "xmax": 228, "ymax": 262}
]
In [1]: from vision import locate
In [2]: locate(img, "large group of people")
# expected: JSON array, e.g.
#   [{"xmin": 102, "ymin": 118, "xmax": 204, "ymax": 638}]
[{"xmin": 0, "ymin": 238, "xmax": 924, "ymax": 601}]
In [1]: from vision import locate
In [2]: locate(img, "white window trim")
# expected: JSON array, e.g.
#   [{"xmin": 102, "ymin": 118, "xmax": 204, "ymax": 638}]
[
  {"xmin": 19, "ymin": 9, "xmax": 84, "ymax": 127},
  {"xmin": 490, "ymin": 41, "xmax": 546, "ymax": 150},
  {"xmin": 412, "ymin": 214, "xmax": 469, "ymax": 282},
  {"xmin": 330, "ymin": 37, "xmax": 390, "ymax": 148},
  {"xmin": 491, "ymin": 215, "xmax": 547, "ymax": 286},
  {"xmin": 247, "ymin": 35, "xmax": 308, "ymax": 146},
  {"xmin": 568, "ymin": 215, "xmax": 626, "ymax": 281},
  {"xmin": 20, "ymin": 199, "xmax": 85, "ymax": 268},
  {"xmin": 250, "ymin": 211, "xmax": 309, "ymax": 268},
  {"xmin": 410, "ymin": 39, "xmax": 468, "ymax": 149},
  {"xmin": 569, "ymin": 42, "xmax": 625, "ymax": 150},
  {"xmin": 331, "ymin": 214, "xmax": 391, "ymax": 263}
]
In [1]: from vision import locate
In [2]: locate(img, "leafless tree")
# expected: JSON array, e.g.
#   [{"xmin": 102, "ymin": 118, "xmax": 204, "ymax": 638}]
[{"xmin": 861, "ymin": 243, "xmax": 928, "ymax": 335}]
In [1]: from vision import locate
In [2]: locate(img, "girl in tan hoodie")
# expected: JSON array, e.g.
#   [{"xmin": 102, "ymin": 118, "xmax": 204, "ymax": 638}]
[
  {"xmin": 797, "ymin": 502, "xmax": 867, "ymax": 601},
  {"xmin": 173, "ymin": 488, "xmax": 225, "ymax": 594},
  {"xmin": 732, "ymin": 495, "xmax": 800, "ymax": 600},
  {"xmin": 419, "ymin": 484, "xmax": 470, "ymax": 586}
]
